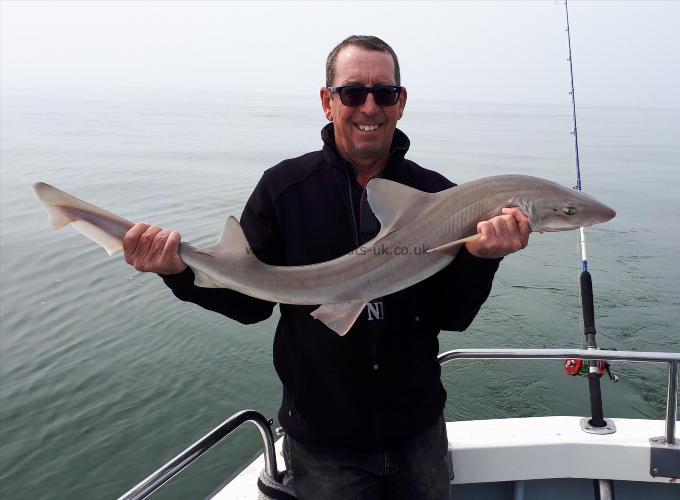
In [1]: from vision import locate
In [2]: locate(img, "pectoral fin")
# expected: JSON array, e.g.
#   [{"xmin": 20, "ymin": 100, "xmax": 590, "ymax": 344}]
[
  {"xmin": 311, "ymin": 300, "xmax": 368, "ymax": 336},
  {"xmin": 426, "ymin": 234, "xmax": 480, "ymax": 255}
]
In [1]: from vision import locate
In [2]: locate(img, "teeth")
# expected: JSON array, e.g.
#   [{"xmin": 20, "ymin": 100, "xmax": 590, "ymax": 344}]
[{"xmin": 357, "ymin": 124, "xmax": 380, "ymax": 132}]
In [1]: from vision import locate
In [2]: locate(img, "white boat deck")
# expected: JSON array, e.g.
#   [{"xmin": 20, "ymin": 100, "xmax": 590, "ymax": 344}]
[
  {"xmin": 213, "ymin": 416, "xmax": 678, "ymax": 498},
  {"xmin": 448, "ymin": 416, "xmax": 670, "ymax": 484}
]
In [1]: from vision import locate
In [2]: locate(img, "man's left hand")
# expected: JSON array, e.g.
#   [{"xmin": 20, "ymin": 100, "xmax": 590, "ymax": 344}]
[{"xmin": 465, "ymin": 207, "xmax": 530, "ymax": 259}]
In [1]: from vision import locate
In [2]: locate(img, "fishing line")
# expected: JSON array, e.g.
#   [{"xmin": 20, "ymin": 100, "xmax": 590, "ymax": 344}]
[
  {"xmin": 562, "ymin": 0, "xmax": 587, "ymax": 352},
  {"xmin": 564, "ymin": 0, "xmax": 588, "ymax": 272}
]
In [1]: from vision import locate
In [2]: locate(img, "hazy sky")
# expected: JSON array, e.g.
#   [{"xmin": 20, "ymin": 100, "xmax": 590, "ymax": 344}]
[{"xmin": 2, "ymin": 1, "xmax": 679, "ymax": 108}]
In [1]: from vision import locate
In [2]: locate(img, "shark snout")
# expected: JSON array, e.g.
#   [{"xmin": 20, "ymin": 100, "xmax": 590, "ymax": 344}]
[{"xmin": 592, "ymin": 202, "xmax": 616, "ymax": 225}]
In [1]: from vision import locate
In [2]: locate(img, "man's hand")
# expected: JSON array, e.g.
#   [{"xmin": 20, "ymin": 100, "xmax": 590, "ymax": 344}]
[
  {"xmin": 123, "ymin": 223, "xmax": 187, "ymax": 274},
  {"xmin": 465, "ymin": 207, "xmax": 530, "ymax": 259}
]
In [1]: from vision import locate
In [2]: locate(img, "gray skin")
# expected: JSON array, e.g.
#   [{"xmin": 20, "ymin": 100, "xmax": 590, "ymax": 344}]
[
  {"xmin": 34, "ymin": 175, "xmax": 615, "ymax": 334},
  {"xmin": 178, "ymin": 175, "xmax": 615, "ymax": 304}
]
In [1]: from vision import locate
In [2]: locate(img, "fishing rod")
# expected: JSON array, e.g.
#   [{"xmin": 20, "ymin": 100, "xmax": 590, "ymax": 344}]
[
  {"xmin": 563, "ymin": 0, "xmax": 607, "ymax": 426},
  {"xmin": 562, "ymin": 2, "xmax": 616, "ymax": 499}
]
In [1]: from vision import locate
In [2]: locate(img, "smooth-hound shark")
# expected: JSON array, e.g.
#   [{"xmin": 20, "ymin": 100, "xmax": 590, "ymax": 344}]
[{"xmin": 33, "ymin": 175, "xmax": 615, "ymax": 335}]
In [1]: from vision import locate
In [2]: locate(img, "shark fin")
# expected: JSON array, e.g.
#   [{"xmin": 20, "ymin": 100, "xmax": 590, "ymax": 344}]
[
  {"xmin": 426, "ymin": 234, "xmax": 480, "ymax": 255},
  {"xmin": 366, "ymin": 179, "xmax": 432, "ymax": 236},
  {"xmin": 190, "ymin": 216, "xmax": 259, "ymax": 289},
  {"xmin": 33, "ymin": 182, "xmax": 133, "ymax": 256},
  {"xmin": 311, "ymin": 300, "xmax": 368, "ymax": 336},
  {"xmin": 191, "ymin": 267, "xmax": 221, "ymax": 288},
  {"xmin": 194, "ymin": 216, "xmax": 253, "ymax": 258},
  {"xmin": 70, "ymin": 220, "xmax": 124, "ymax": 256}
]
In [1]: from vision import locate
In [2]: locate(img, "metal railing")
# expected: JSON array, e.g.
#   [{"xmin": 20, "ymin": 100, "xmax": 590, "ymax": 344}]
[
  {"xmin": 118, "ymin": 348, "xmax": 679, "ymax": 499},
  {"xmin": 437, "ymin": 348, "xmax": 680, "ymax": 445},
  {"xmin": 117, "ymin": 409, "xmax": 278, "ymax": 500}
]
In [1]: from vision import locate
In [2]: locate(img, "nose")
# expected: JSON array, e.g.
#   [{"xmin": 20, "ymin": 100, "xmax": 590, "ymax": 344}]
[{"xmin": 358, "ymin": 92, "xmax": 380, "ymax": 114}]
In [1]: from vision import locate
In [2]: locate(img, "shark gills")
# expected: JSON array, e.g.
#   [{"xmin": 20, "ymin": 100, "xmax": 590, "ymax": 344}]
[{"xmin": 33, "ymin": 175, "xmax": 615, "ymax": 336}]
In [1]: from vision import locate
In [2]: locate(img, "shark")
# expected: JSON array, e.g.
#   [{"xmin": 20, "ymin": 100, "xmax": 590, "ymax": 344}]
[{"xmin": 33, "ymin": 175, "xmax": 615, "ymax": 335}]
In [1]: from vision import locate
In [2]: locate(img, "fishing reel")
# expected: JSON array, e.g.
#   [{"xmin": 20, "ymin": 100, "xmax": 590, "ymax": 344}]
[{"xmin": 564, "ymin": 357, "xmax": 619, "ymax": 382}]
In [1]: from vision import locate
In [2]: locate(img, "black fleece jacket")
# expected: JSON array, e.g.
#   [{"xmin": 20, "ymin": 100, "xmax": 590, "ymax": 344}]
[{"xmin": 162, "ymin": 124, "xmax": 501, "ymax": 450}]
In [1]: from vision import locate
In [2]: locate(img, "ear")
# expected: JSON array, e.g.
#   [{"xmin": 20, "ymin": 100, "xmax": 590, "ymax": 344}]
[
  {"xmin": 320, "ymin": 86, "xmax": 333, "ymax": 121},
  {"xmin": 397, "ymin": 87, "xmax": 407, "ymax": 120}
]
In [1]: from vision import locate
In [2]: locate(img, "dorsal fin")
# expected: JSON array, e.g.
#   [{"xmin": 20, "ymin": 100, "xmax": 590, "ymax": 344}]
[
  {"xmin": 194, "ymin": 216, "xmax": 253, "ymax": 257},
  {"xmin": 366, "ymin": 179, "xmax": 432, "ymax": 236}
]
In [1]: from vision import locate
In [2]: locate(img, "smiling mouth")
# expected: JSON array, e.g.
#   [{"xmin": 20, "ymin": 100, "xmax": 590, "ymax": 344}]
[{"xmin": 355, "ymin": 124, "xmax": 382, "ymax": 132}]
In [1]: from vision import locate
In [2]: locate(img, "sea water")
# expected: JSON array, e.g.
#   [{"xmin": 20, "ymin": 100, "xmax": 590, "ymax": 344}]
[{"xmin": 1, "ymin": 87, "xmax": 678, "ymax": 498}]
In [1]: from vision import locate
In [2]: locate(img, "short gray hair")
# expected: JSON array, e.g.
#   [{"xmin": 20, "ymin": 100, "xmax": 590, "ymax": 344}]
[{"xmin": 325, "ymin": 35, "xmax": 401, "ymax": 87}]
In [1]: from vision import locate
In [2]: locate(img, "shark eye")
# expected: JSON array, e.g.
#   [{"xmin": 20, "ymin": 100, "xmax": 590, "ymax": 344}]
[{"xmin": 561, "ymin": 206, "xmax": 577, "ymax": 216}]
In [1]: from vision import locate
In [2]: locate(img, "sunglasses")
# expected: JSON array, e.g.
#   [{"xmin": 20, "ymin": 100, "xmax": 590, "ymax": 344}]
[{"xmin": 327, "ymin": 85, "xmax": 403, "ymax": 107}]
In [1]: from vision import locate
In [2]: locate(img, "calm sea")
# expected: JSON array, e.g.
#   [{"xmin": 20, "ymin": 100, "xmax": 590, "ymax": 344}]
[{"xmin": 1, "ymin": 88, "xmax": 678, "ymax": 499}]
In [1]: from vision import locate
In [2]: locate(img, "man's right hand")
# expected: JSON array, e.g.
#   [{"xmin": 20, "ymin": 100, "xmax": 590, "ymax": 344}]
[{"xmin": 123, "ymin": 223, "xmax": 187, "ymax": 275}]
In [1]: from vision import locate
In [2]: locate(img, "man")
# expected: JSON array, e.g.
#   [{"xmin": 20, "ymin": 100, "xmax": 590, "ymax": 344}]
[{"xmin": 123, "ymin": 35, "xmax": 529, "ymax": 499}]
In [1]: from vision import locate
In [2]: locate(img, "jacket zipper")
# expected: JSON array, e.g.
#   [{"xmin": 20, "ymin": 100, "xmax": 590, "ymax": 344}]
[
  {"xmin": 345, "ymin": 167, "xmax": 385, "ymax": 447},
  {"xmin": 345, "ymin": 172, "xmax": 360, "ymax": 247}
]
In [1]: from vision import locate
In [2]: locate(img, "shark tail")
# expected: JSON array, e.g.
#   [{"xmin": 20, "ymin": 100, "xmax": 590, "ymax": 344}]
[
  {"xmin": 33, "ymin": 182, "xmax": 134, "ymax": 256},
  {"xmin": 33, "ymin": 182, "xmax": 81, "ymax": 230}
]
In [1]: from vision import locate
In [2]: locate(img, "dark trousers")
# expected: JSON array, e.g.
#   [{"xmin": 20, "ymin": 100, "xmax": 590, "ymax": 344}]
[{"xmin": 282, "ymin": 416, "xmax": 450, "ymax": 500}]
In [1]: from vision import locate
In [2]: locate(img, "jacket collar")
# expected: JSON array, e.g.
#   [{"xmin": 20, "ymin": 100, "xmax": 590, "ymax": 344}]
[{"xmin": 320, "ymin": 123, "xmax": 411, "ymax": 170}]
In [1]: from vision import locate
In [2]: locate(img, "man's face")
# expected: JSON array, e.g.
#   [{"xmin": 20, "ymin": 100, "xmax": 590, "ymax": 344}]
[{"xmin": 320, "ymin": 46, "xmax": 407, "ymax": 169}]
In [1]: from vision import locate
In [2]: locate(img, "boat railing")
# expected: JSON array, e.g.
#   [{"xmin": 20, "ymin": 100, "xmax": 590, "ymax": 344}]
[
  {"xmin": 437, "ymin": 348, "xmax": 680, "ymax": 445},
  {"xmin": 117, "ymin": 409, "xmax": 278, "ymax": 500},
  {"xmin": 118, "ymin": 349, "xmax": 679, "ymax": 499}
]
